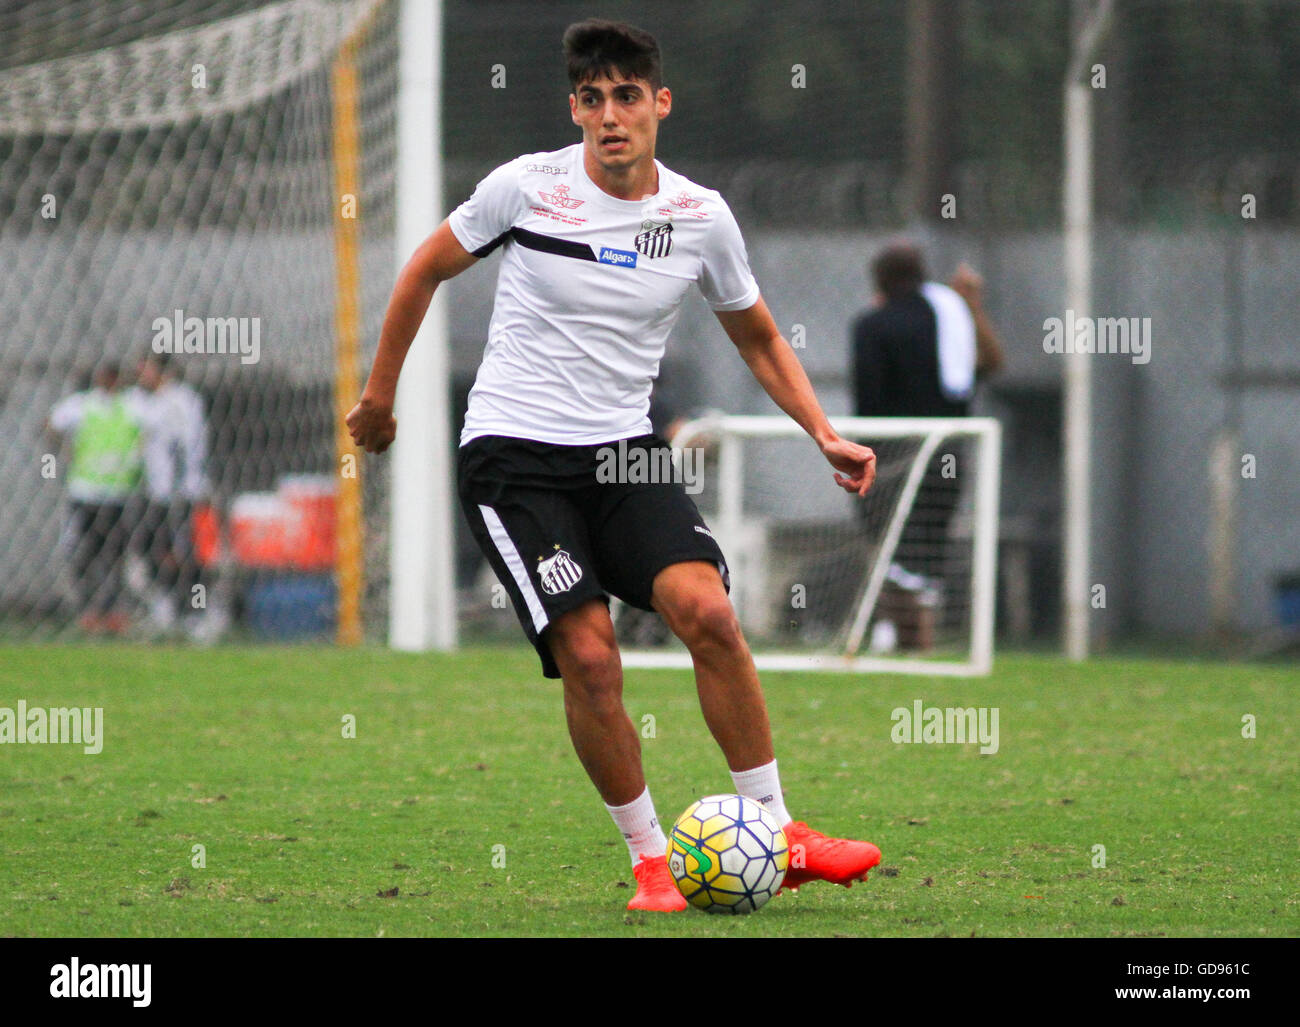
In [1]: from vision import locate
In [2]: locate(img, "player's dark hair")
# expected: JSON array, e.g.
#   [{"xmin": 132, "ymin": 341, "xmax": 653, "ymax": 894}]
[
  {"xmin": 92, "ymin": 361, "xmax": 121, "ymax": 390},
  {"xmin": 872, "ymin": 243, "xmax": 927, "ymax": 302},
  {"xmin": 563, "ymin": 19, "xmax": 663, "ymax": 94},
  {"xmin": 140, "ymin": 350, "xmax": 178, "ymax": 376}
]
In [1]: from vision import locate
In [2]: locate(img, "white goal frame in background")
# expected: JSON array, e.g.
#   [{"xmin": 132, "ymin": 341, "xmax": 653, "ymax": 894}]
[{"xmin": 619, "ymin": 415, "xmax": 1002, "ymax": 677}]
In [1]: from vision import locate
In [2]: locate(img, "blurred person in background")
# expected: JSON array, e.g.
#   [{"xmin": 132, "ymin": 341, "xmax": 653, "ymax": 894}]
[
  {"xmin": 853, "ymin": 243, "xmax": 1004, "ymax": 416},
  {"xmin": 47, "ymin": 362, "xmax": 145, "ymax": 635},
  {"xmin": 130, "ymin": 353, "xmax": 210, "ymax": 637},
  {"xmin": 850, "ymin": 242, "xmax": 1004, "ymax": 649}
]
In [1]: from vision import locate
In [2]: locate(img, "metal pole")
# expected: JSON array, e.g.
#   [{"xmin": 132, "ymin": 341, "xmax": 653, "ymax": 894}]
[
  {"xmin": 1062, "ymin": 0, "xmax": 1113, "ymax": 662},
  {"xmin": 390, "ymin": 0, "xmax": 455, "ymax": 651}
]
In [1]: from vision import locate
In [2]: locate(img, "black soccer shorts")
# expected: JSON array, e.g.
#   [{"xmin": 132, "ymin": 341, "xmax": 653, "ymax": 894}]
[{"xmin": 458, "ymin": 433, "xmax": 730, "ymax": 679}]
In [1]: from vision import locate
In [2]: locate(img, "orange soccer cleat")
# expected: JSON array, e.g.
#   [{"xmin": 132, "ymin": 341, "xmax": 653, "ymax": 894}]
[
  {"xmin": 780, "ymin": 821, "xmax": 882, "ymax": 892},
  {"xmin": 627, "ymin": 853, "xmax": 688, "ymax": 912}
]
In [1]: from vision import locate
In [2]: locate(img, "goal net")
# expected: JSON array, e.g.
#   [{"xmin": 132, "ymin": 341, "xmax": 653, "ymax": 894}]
[
  {"xmin": 615, "ymin": 416, "xmax": 1001, "ymax": 677},
  {"xmin": 0, "ymin": 0, "xmax": 398, "ymax": 642}
]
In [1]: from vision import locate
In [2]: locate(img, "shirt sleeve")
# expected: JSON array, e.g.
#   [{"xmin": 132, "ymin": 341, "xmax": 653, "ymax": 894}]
[
  {"xmin": 49, "ymin": 392, "xmax": 85, "ymax": 432},
  {"xmin": 447, "ymin": 158, "xmax": 528, "ymax": 256},
  {"xmin": 697, "ymin": 198, "xmax": 761, "ymax": 312}
]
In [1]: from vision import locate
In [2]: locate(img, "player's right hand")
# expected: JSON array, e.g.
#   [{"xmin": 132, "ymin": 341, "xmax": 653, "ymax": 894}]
[
  {"xmin": 346, "ymin": 396, "xmax": 397, "ymax": 454},
  {"xmin": 949, "ymin": 262, "xmax": 984, "ymax": 304}
]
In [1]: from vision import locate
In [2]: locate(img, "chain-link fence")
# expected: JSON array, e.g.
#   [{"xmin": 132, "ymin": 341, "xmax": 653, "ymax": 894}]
[
  {"xmin": 0, "ymin": 0, "xmax": 398, "ymax": 640},
  {"xmin": 1, "ymin": 0, "xmax": 1296, "ymax": 646}
]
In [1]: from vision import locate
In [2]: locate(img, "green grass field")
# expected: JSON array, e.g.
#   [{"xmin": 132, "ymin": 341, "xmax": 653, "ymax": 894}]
[{"xmin": 1, "ymin": 645, "xmax": 1295, "ymax": 937}]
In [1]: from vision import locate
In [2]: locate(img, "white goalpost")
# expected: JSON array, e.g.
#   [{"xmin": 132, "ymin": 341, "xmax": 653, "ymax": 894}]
[
  {"xmin": 389, "ymin": 0, "xmax": 457, "ymax": 652},
  {"xmin": 618, "ymin": 415, "xmax": 1002, "ymax": 677}
]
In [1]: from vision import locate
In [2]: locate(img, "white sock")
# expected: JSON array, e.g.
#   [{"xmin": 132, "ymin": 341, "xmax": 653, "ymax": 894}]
[
  {"xmin": 605, "ymin": 787, "xmax": 668, "ymax": 866},
  {"xmin": 730, "ymin": 759, "xmax": 793, "ymax": 827}
]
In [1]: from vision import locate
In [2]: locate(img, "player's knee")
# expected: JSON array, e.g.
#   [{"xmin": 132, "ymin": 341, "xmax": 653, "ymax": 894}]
[
  {"xmin": 562, "ymin": 639, "xmax": 618, "ymax": 683},
  {"xmin": 671, "ymin": 592, "xmax": 743, "ymax": 653},
  {"xmin": 551, "ymin": 629, "xmax": 621, "ymax": 703},
  {"xmin": 549, "ymin": 601, "xmax": 614, "ymax": 665}
]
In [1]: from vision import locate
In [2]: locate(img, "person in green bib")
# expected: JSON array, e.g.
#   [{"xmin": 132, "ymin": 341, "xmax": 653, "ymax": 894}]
[{"xmin": 48, "ymin": 363, "xmax": 146, "ymax": 634}]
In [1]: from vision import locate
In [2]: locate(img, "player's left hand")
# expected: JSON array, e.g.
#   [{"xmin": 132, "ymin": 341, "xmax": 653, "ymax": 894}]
[{"xmin": 821, "ymin": 437, "xmax": 876, "ymax": 497}]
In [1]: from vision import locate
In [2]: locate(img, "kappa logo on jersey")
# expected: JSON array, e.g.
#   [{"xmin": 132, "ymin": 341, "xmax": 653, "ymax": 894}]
[
  {"xmin": 598, "ymin": 246, "xmax": 637, "ymax": 267},
  {"xmin": 538, "ymin": 183, "xmax": 584, "ymax": 209},
  {"xmin": 668, "ymin": 191, "xmax": 703, "ymax": 209},
  {"xmin": 526, "ymin": 163, "xmax": 566, "ymax": 174},
  {"xmin": 537, "ymin": 547, "xmax": 583, "ymax": 595},
  {"xmin": 635, "ymin": 219, "xmax": 673, "ymax": 259}
]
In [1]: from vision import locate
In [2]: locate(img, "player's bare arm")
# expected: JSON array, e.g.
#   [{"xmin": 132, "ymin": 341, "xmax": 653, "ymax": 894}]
[
  {"xmin": 715, "ymin": 297, "xmax": 877, "ymax": 497},
  {"xmin": 950, "ymin": 261, "xmax": 1005, "ymax": 375},
  {"xmin": 346, "ymin": 220, "xmax": 478, "ymax": 454}
]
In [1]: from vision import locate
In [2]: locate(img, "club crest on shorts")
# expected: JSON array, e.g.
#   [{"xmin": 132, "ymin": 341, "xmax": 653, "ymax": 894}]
[
  {"xmin": 537, "ymin": 546, "xmax": 583, "ymax": 595},
  {"xmin": 635, "ymin": 219, "xmax": 673, "ymax": 259}
]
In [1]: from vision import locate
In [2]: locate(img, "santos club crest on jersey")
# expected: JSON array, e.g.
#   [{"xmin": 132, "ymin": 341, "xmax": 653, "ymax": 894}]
[
  {"xmin": 537, "ymin": 547, "xmax": 583, "ymax": 595},
  {"xmin": 635, "ymin": 219, "xmax": 673, "ymax": 259}
]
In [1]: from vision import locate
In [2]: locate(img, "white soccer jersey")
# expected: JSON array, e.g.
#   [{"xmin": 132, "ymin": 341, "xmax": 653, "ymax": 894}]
[
  {"xmin": 448, "ymin": 143, "xmax": 761, "ymax": 446},
  {"xmin": 128, "ymin": 381, "xmax": 208, "ymax": 502}
]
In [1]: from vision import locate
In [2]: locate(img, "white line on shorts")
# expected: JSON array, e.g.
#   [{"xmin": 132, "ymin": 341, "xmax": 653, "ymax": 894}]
[{"xmin": 478, "ymin": 504, "xmax": 549, "ymax": 634}]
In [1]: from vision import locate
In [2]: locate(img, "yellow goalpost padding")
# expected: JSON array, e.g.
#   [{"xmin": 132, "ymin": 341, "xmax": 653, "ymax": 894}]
[{"xmin": 332, "ymin": 30, "xmax": 365, "ymax": 646}]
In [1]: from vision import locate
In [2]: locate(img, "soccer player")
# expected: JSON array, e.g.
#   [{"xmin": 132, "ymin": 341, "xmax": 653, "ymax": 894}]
[
  {"xmin": 48, "ymin": 362, "xmax": 145, "ymax": 635},
  {"xmin": 130, "ymin": 355, "xmax": 209, "ymax": 637},
  {"xmin": 348, "ymin": 19, "xmax": 882, "ymax": 911}
]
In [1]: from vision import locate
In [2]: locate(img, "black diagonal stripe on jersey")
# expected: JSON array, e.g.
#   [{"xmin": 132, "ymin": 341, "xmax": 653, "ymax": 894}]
[
  {"xmin": 473, "ymin": 227, "xmax": 603, "ymax": 263},
  {"xmin": 471, "ymin": 229, "xmax": 512, "ymax": 258},
  {"xmin": 508, "ymin": 227, "xmax": 597, "ymax": 262}
]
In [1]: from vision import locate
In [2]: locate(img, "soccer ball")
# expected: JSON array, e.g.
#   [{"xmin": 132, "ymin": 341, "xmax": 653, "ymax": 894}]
[{"xmin": 667, "ymin": 794, "xmax": 788, "ymax": 914}]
